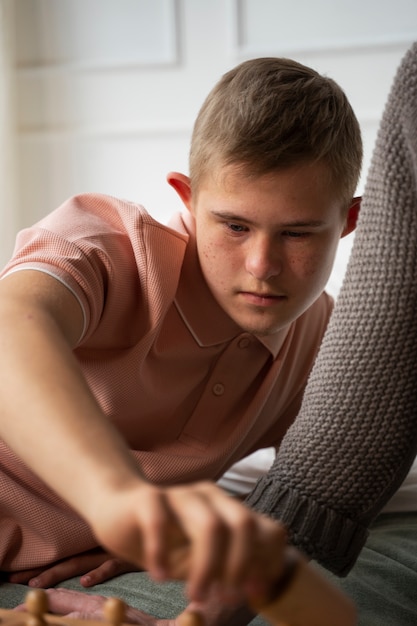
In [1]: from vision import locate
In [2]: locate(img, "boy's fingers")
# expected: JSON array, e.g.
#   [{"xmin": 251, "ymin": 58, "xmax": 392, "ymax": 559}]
[
  {"xmin": 198, "ymin": 487, "xmax": 286, "ymax": 589},
  {"xmin": 135, "ymin": 487, "xmax": 182, "ymax": 582},
  {"xmin": 8, "ymin": 567, "xmax": 44, "ymax": 584},
  {"xmin": 164, "ymin": 483, "xmax": 286, "ymax": 601},
  {"xmin": 80, "ymin": 559, "xmax": 138, "ymax": 587},
  {"xmin": 27, "ymin": 552, "xmax": 111, "ymax": 589},
  {"xmin": 169, "ymin": 491, "xmax": 229, "ymax": 600},
  {"xmin": 43, "ymin": 588, "xmax": 106, "ymax": 616}
]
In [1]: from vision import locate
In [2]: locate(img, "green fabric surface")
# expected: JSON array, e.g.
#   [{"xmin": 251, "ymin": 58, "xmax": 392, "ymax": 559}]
[{"xmin": 320, "ymin": 512, "xmax": 417, "ymax": 626}]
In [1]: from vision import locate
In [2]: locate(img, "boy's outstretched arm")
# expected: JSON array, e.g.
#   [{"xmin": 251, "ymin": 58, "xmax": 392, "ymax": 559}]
[{"xmin": 0, "ymin": 269, "xmax": 286, "ymax": 601}]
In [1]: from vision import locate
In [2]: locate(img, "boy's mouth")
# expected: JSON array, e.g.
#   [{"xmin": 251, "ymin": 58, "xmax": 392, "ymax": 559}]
[{"xmin": 239, "ymin": 291, "xmax": 286, "ymax": 307}]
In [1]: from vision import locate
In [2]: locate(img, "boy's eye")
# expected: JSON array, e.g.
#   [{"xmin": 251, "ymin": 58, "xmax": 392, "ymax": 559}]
[
  {"xmin": 227, "ymin": 223, "xmax": 247, "ymax": 233},
  {"xmin": 282, "ymin": 230, "xmax": 309, "ymax": 238}
]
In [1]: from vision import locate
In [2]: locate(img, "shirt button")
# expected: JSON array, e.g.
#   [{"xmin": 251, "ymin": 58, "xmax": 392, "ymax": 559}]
[
  {"xmin": 238, "ymin": 337, "xmax": 251, "ymax": 349},
  {"xmin": 212, "ymin": 383, "xmax": 225, "ymax": 396}
]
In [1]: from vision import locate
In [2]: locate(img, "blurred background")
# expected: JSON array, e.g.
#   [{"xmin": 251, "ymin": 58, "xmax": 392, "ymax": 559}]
[{"xmin": 1, "ymin": 0, "xmax": 416, "ymax": 291}]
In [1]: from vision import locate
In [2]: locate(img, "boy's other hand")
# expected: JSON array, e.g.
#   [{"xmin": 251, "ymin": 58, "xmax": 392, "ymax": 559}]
[{"xmin": 7, "ymin": 549, "xmax": 138, "ymax": 588}]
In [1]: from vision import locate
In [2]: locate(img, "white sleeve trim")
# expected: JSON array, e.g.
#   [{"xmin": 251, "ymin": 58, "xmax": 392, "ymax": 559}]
[{"xmin": 1, "ymin": 265, "xmax": 88, "ymax": 342}]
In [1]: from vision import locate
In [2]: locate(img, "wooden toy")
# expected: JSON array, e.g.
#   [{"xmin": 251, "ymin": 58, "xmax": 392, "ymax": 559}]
[
  {"xmin": 0, "ymin": 554, "xmax": 357, "ymax": 626},
  {"xmin": 0, "ymin": 590, "xmax": 204, "ymax": 626},
  {"xmin": 0, "ymin": 590, "xmax": 127, "ymax": 626}
]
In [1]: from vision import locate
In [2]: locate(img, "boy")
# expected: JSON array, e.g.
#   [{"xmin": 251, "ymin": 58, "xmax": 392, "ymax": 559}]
[{"xmin": 0, "ymin": 56, "xmax": 361, "ymax": 614}]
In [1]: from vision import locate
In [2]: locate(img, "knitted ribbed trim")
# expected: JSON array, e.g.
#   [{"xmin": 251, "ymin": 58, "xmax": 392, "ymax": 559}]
[{"xmin": 246, "ymin": 478, "xmax": 368, "ymax": 576}]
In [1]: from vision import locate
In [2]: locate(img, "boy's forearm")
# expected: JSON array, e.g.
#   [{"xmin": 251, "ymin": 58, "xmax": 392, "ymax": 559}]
[
  {"xmin": 0, "ymin": 275, "xmax": 289, "ymax": 598},
  {"xmin": 0, "ymin": 280, "xmax": 143, "ymax": 524}
]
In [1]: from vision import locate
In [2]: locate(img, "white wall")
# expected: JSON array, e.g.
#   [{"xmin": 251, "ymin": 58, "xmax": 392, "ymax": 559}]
[{"xmin": 6, "ymin": 0, "xmax": 417, "ymax": 290}]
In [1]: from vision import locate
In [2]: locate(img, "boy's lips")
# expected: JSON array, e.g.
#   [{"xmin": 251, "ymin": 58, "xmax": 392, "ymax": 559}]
[{"xmin": 239, "ymin": 291, "xmax": 286, "ymax": 307}]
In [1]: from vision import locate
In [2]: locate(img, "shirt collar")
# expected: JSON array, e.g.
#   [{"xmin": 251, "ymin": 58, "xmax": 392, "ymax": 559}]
[{"xmin": 169, "ymin": 211, "xmax": 290, "ymax": 358}]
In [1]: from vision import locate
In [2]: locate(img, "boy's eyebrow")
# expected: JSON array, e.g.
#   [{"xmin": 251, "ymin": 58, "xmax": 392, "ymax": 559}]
[
  {"xmin": 280, "ymin": 220, "xmax": 326, "ymax": 228},
  {"xmin": 210, "ymin": 210, "xmax": 326, "ymax": 228}
]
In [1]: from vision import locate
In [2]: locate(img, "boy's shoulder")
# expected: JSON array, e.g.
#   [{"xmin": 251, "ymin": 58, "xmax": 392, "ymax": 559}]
[
  {"xmin": 53, "ymin": 192, "xmax": 188, "ymax": 241},
  {"xmin": 3, "ymin": 192, "xmax": 190, "ymax": 285}
]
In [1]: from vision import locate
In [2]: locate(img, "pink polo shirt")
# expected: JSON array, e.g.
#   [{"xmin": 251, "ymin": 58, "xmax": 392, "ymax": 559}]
[{"xmin": 0, "ymin": 193, "xmax": 332, "ymax": 570}]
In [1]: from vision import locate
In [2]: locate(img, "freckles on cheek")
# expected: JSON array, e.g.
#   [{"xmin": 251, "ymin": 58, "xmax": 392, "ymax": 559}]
[
  {"xmin": 290, "ymin": 252, "xmax": 327, "ymax": 278},
  {"xmin": 289, "ymin": 254, "xmax": 316, "ymax": 276},
  {"xmin": 201, "ymin": 238, "xmax": 227, "ymax": 262},
  {"xmin": 199, "ymin": 242, "xmax": 230, "ymax": 289},
  {"xmin": 201, "ymin": 244, "xmax": 216, "ymax": 263},
  {"xmin": 199, "ymin": 242, "xmax": 220, "ymax": 277}
]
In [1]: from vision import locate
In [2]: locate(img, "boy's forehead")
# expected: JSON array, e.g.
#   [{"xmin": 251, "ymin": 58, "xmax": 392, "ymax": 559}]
[{"xmin": 193, "ymin": 160, "xmax": 350, "ymax": 221}]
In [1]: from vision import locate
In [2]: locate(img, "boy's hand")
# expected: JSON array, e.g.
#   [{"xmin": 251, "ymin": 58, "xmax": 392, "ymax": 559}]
[
  {"xmin": 89, "ymin": 479, "xmax": 287, "ymax": 604},
  {"xmin": 7, "ymin": 549, "xmax": 138, "ymax": 589}
]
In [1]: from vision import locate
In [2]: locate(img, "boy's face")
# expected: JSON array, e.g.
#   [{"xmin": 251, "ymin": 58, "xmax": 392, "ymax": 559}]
[{"xmin": 168, "ymin": 163, "xmax": 357, "ymax": 336}]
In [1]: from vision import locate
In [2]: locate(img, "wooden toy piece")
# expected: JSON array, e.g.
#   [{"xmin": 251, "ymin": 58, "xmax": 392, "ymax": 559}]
[
  {"xmin": 177, "ymin": 611, "xmax": 205, "ymax": 626},
  {"xmin": 25, "ymin": 589, "xmax": 49, "ymax": 626},
  {"xmin": 0, "ymin": 591, "xmax": 130, "ymax": 626},
  {"xmin": 103, "ymin": 598, "xmax": 126, "ymax": 626}
]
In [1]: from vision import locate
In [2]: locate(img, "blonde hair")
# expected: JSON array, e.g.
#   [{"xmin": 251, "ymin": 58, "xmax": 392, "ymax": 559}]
[{"xmin": 190, "ymin": 57, "xmax": 362, "ymax": 207}]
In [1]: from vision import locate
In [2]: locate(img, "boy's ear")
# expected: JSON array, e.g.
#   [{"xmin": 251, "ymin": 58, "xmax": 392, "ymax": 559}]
[
  {"xmin": 341, "ymin": 196, "xmax": 361, "ymax": 238},
  {"xmin": 167, "ymin": 172, "xmax": 193, "ymax": 210}
]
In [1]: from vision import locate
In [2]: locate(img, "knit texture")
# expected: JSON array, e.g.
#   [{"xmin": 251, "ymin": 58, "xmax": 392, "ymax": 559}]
[{"xmin": 246, "ymin": 42, "xmax": 417, "ymax": 576}]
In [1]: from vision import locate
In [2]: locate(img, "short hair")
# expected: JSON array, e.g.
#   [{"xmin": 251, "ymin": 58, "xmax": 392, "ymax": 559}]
[{"xmin": 189, "ymin": 57, "xmax": 363, "ymax": 207}]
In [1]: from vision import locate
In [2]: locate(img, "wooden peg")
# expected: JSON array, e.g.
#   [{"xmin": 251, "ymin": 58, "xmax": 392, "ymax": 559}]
[
  {"xmin": 177, "ymin": 611, "xmax": 205, "ymax": 626},
  {"xmin": 25, "ymin": 589, "xmax": 48, "ymax": 626},
  {"xmin": 103, "ymin": 597, "xmax": 126, "ymax": 626}
]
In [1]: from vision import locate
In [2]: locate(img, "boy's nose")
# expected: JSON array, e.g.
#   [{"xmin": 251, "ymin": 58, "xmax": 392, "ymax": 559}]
[{"xmin": 245, "ymin": 239, "xmax": 282, "ymax": 281}]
